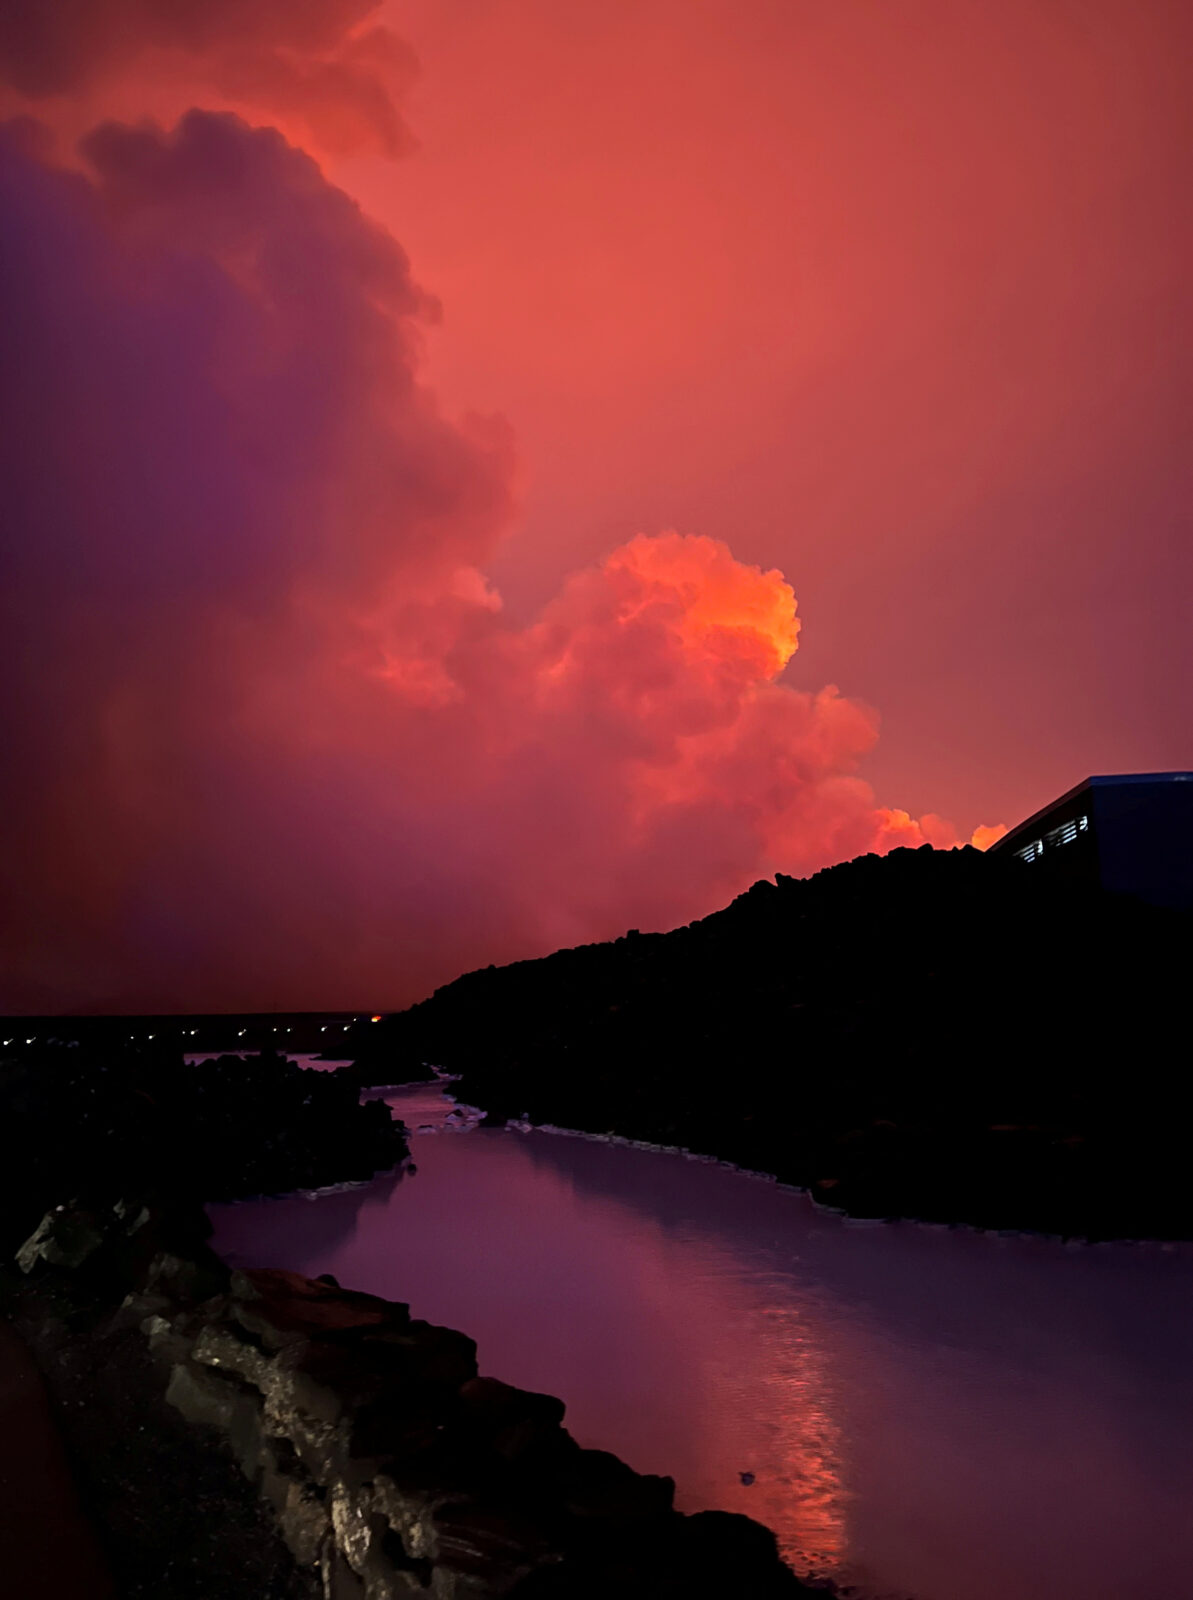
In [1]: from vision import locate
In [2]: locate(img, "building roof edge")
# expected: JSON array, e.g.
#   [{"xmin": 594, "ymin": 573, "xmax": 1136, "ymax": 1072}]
[{"xmin": 990, "ymin": 772, "xmax": 1193, "ymax": 853}]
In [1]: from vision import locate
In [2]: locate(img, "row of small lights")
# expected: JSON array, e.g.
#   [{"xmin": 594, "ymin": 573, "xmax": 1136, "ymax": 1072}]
[
  {"xmin": 3, "ymin": 1024, "xmax": 380, "ymax": 1049},
  {"xmin": 4, "ymin": 1019, "xmax": 382, "ymax": 1046}
]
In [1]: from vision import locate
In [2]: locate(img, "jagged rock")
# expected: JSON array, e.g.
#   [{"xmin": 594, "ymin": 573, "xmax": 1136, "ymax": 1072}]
[
  {"xmin": 368, "ymin": 1473, "xmax": 439, "ymax": 1562},
  {"xmin": 142, "ymin": 1248, "xmax": 230, "ymax": 1304},
  {"xmin": 16, "ymin": 1204, "xmax": 106, "ymax": 1273},
  {"xmin": 558, "ymin": 1448, "xmax": 674, "ymax": 1525},
  {"xmin": 427, "ymin": 1500, "xmax": 555, "ymax": 1588},
  {"xmin": 457, "ymin": 1378, "xmax": 566, "ymax": 1434},
  {"xmin": 166, "ymin": 1360, "xmax": 265, "ymax": 1479},
  {"xmin": 271, "ymin": 1470, "xmax": 330, "ymax": 1568},
  {"xmin": 331, "ymin": 1481, "xmax": 377, "ymax": 1574},
  {"xmin": 321, "ymin": 1542, "xmax": 367, "ymax": 1600},
  {"xmin": 192, "ymin": 1322, "xmax": 272, "ymax": 1390},
  {"xmin": 454, "ymin": 1379, "xmax": 574, "ymax": 1473},
  {"xmin": 679, "ymin": 1509, "xmax": 793, "ymax": 1582},
  {"xmin": 230, "ymin": 1269, "xmax": 414, "ymax": 1349}
]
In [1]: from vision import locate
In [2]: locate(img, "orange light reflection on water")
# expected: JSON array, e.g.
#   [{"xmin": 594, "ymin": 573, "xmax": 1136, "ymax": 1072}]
[{"xmin": 623, "ymin": 1237, "xmax": 847, "ymax": 1575}]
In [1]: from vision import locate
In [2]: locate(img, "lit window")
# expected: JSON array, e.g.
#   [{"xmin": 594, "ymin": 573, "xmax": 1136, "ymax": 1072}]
[
  {"xmin": 1046, "ymin": 819, "xmax": 1079, "ymax": 848},
  {"xmin": 1078, "ymin": 814, "xmax": 1089, "ymax": 831},
  {"xmin": 1016, "ymin": 839, "xmax": 1044, "ymax": 863}
]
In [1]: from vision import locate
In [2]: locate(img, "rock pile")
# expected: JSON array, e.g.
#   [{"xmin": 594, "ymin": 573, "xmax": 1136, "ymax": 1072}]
[{"xmin": 14, "ymin": 1202, "xmax": 817, "ymax": 1600}]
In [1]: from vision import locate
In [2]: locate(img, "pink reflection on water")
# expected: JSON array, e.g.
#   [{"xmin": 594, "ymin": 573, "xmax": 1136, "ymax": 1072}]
[{"xmin": 209, "ymin": 1090, "xmax": 1193, "ymax": 1599}]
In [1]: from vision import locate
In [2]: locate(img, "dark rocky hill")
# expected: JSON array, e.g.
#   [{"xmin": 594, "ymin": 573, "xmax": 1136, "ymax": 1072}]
[
  {"xmin": 0, "ymin": 1044, "xmax": 405, "ymax": 1258},
  {"xmin": 355, "ymin": 845, "xmax": 1193, "ymax": 1238}
]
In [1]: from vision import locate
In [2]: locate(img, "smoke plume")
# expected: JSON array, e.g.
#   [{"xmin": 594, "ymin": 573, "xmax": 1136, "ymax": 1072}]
[{"xmin": 0, "ymin": 93, "xmax": 999, "ymax": 1013}]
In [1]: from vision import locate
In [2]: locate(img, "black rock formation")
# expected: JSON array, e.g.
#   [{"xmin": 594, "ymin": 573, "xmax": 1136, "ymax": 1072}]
[
  {"xmin": 357, "ymin": 844, "xmax": 1193, "ymax": 1238},
  {"xmin": 0, "ymin": 1043, "xmax": 407, "ymax": 1258}
]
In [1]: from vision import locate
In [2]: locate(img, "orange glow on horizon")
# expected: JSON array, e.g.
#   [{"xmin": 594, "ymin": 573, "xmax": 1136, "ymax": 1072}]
[{"xmin": 970, "ymin": 823, "xmax": 1009, "ymax": 851}]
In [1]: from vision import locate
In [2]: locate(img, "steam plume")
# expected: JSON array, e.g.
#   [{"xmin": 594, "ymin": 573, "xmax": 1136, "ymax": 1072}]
[{"xmin": 0, "ymin": 108, "xmax": 999, "ymax": 1012}]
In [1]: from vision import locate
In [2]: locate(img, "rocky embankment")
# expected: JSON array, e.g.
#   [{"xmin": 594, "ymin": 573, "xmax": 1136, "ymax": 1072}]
[
  {"xmin": 356, "ymin": 845, "xmax": 1193, "ymax": 1239},
  {"xmin": 7, "ymin": 1200, "xmax": 819, "ymax": 1600},
  {"xmin": 0, "ymin": 1041, "xmax": 409, "ymax": 1594}
]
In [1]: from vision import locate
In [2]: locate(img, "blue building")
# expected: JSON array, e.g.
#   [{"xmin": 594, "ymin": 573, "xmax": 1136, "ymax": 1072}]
[{"xmin": 990, "ymin": 772, "xmax": 1193, "ymax": 911}]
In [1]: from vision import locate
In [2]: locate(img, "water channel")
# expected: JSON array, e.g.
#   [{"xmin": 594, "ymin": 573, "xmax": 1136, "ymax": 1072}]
[{"xmin": 208, "ymin": 1079, "xmax": 1193, "ymax": 1600}]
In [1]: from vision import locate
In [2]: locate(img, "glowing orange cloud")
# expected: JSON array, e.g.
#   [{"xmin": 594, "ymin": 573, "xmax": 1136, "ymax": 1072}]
[
  {"xmin": 605, "ymin": 533, "xmax": 800, "ymax": 680},
  {"xmin": 875, "ymin": 810, "xmax": 1007, "ymax": 853},
  {"xmin": 970, "ymin": 823, "xmax": 1009, "ymax": 852},
  {"xmin": 0, "ymin": 11, "xmax": 1020, "ymax": 1013}
]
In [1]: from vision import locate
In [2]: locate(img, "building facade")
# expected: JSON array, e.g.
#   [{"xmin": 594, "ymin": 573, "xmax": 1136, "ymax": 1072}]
[{"xmin": 990, "ymin": 772, "xmax": 1193, "ymax": 911}]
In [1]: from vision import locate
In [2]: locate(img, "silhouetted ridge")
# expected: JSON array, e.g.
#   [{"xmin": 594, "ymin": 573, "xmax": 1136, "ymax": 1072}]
[{"xmin": 357, "ymin": 845, "xmax": 1193, "ymax": 1238}]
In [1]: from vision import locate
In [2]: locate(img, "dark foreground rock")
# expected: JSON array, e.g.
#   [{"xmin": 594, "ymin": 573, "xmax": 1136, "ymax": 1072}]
[
  {"xmin": 7, "ymin": 1201, "xmax": 821, "ymax": 1600},
  {"xmin": 357, "ymin": 845, "xmax": 1193, "ymax": 1239},
  {"xmin": 0, "ymin": 1317, "xmax": 115, "ymax": 1599},
  {"xmin": 0, "ymin": 1043, "xmax": 406, "ymax": 1258}
]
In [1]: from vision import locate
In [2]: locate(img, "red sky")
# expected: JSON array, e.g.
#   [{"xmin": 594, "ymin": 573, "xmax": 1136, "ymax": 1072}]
[
  {"xmin": 353, "ymin": 0, "xmax": 1193, "ymax": 827},
  {"xmin": 0, "ymin": 0, "xmax": 1189, "ymax": 1011}
]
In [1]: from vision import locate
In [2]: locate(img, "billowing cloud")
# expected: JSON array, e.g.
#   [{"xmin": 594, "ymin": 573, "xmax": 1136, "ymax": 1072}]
[
  {"xmin": 969, "ymin": 823, "xmax": 1009, "ymax": 852},
  {"xmin": 0, "ymin": 0, "xmax": 414, "ymax": 155},
  {"xmin": 0, "ymin": 111, "xmax": 998, "ymax": 1014}
]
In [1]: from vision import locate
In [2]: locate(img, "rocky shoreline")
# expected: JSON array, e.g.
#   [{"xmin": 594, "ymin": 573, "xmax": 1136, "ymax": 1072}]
[
  {"xmin": 0, "ymin": 1036, "xmax": 836, "ymax": 1597},
  {"xmin": 5, "ymin": 1198, "xmax": 825, "ymax": 1599}
]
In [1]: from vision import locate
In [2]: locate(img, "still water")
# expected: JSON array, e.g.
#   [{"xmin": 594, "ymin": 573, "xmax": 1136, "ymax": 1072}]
[{"xmin": 209, "ymin": 1083, "xmax": 1193, "ymax": 1600}]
